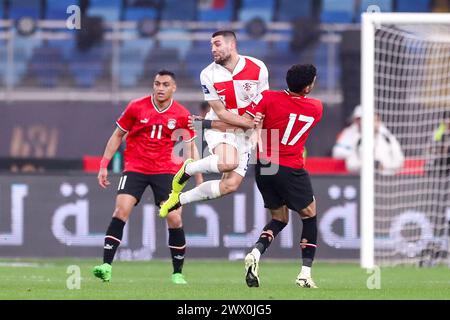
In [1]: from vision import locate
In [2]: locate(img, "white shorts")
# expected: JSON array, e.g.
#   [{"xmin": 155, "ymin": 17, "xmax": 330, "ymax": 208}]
[{"xmin": 204, "ymin": 129, "xmax": 252, "ymax": 177}]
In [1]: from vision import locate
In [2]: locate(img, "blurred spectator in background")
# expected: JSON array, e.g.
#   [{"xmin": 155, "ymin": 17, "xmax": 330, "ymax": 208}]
[
  {"xmin": 332, "ymin": 105, "xmax": 405, "ymax": 175},
  {"xmin": 426, "ymin": 111, "xmax": 450, "ymax": 176}
]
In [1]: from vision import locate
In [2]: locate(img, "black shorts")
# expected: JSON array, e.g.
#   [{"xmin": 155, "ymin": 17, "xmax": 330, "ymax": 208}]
[
  {"xmin": 255, "ymin": 162, "xmax": 314, "ymax": 212},
  {"xmin": 116, "ymin": 171, "xmax": 173, "ymax": 206}
]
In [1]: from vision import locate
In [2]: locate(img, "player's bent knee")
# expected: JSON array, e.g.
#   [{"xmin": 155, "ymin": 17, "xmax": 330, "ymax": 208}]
[
  {"xmin": 112, "ymin": 206, "xmax": 131, "ymax": 221},
  {"xmin": 299, "ymin": 206, "xmax": 316, "ymax": 218},
  {"xmin": 166, "ymin": 212, "xmax": 182, "ymax": 228},
  {"xmin": 220, "ymin": 181, "xmax": 239, "ymax": 195}
]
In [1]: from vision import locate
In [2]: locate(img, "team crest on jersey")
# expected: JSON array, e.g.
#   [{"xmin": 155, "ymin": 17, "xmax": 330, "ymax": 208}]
[
  {"xmin": 243, "ymin": 82, "xmax": 253, "ymax": 92},
  {"xmin": 167, "ymin": 118, "xmax": 176, "ymax": 129}
]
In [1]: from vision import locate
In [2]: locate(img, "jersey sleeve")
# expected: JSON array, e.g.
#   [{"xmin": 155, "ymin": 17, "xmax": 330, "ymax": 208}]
[
  {"xmin": 257, "ymin": 62, "xmax": 269, "ymax": 93},
  {"xmin": 248, "ymin": 91, "xmax": 268, "ymax": 116},
  {"xmin": 116, "ymin": 102, "xmax": 136, "ymax": 132},
  {"xmin": 200, "ymin": 69, "xmax": 219, "ymax": 101}
]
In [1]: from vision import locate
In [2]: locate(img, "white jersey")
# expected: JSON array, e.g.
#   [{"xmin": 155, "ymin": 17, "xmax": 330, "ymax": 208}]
[{"xmin": 200, "ymin": 55, "xmax": 269, "ymax": 120}]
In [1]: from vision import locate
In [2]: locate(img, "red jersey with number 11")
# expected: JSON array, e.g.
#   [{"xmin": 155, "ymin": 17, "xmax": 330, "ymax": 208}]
[
  {"xmin": 116, "ymin": 95, "xmax": 195, "ymax": 175},
  {"xmin": 253, "ymin": 90, "xmax": 323, "ymax": 169}
]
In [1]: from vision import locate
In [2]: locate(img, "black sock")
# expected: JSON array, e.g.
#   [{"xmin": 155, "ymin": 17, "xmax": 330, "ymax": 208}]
[
  {"xmin": 103, "ymin": 217, "xmax": 126, "ymax": 265},
  {"xmin": 169, "ymin": 227, "xmax": 186, "ymax": 274},
  {"xmin": 300, "ymin": 216, "xmax": 317, "ymax": 267},
  {"xmin": 254, "ymin": 219, "xmax": 287, "ymax": 255}
]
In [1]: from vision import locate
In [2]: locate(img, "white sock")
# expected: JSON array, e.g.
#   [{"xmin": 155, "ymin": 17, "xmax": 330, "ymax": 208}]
[
  {"xmin": 300, "ymin": 266, "xmax": 311, "ymax": 278},
  {"xmin": 185, "ymin": 154, "xmax": 220, "ymax": 175},
  {"xmin": 251, "ymin": 248, "xmax": 261, "ymax": 262},
  {"xmin": 179, "ymin": 180, "xmax": 222, "ymax": 205}
]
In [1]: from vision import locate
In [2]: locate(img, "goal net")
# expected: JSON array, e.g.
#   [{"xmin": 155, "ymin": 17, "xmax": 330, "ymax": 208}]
[{"xmin": 361, "ymin": 13, "xmax": 450, "ymax": 267}]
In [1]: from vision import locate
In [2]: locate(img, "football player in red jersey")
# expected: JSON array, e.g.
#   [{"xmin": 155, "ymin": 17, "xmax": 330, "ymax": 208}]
[
  {"xmin": 190, "ymin": 64, "xmax": 323, "ymax": 288},
  {"xmin": 93, "ymin": 70, "xmax": 202, "ymax": 284},
  {"xmin": 245, "ymin": 64, "xmax": 322, "ymax": 289}
]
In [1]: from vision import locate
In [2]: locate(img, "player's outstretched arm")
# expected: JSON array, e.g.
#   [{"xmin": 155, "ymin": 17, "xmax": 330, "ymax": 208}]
[{"xmin": 98, "ymin": 127, "xmax": 126, "ymax": 188}]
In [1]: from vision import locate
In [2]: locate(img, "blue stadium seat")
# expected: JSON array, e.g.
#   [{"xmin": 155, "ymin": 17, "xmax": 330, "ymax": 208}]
[
  {"xmin": 123, "ymin": 7, "xmax": 158, "ymax": 21},
  {"xmin": 0, "ymin": 40, "xmax": 6, "ymax": 86},
  {"xmin": 161, "ymin": 0, "xmax": 196, "ymax": 21},
  {"xmin": 396, "ymin": 0, "xmax": 430, "ymax": 12},
  {"xmin": 320, "ymin": 0, "xmax": 355, "ymax": 23},
  {"xmin": 277, "ymin": 0, "xmax": 312, "ymax": 21},
  {"xmin": 144, "ymin": 47, "xmax": 181, "ymax": 81},
  {"xmin": 68, "ymin": 45, "xmax": 107, "ymax": 87},
  {"xmin": 198, "ymin": 0, "xmax": 234, "ymax": 21},
  {"xmin": 239, "ymin": 40, "xmax": 269, "ymax": 59},
  {"xmin": 87, "ymin": 0, "xmax": 122, "ymax": 22},
  {"xmin": 119, "ymin": 32, "xmax": 155, "ymax": 87},
  {"xmin": 29, "ymin": 46, "xmax": 65, "ymax": 87},
  {"xmin": 158, "ymin": 28, "xmax": 192, "ymax": 59},
  {"xmin": 0, "ymin": 0, "xmax": 5, "ymax": 19},
  {"xmin": 45, "ymin": 0, "xmax": 79, "ymax": 19},
  {"xmin": 185, "ymin": 43, "xmax": 212, "ymax": 78},
  {"xmin": 356, "ymin": 0, "xmax": 393, "ymax": 22},
  {"xmin": 238, "ymin": 8, "xmax": 273, "ymax": 23},
  {"xmin": 9, "ymin": 0, "xmax": 41, "ymax": 19}
]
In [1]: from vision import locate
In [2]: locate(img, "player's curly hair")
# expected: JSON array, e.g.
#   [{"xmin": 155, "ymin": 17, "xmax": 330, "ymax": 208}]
[{"xmin": 286, "ymin": 64, "xmax": 317, "ymax": 93}]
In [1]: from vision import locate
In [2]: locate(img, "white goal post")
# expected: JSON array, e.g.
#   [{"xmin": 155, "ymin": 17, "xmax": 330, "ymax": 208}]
[{"xmin": 361, "ymin": 13, "xmax": 450, "ymax": 268}]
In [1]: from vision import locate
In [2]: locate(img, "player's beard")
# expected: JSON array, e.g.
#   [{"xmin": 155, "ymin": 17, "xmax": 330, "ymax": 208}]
[{"xmin": 214, "ymin": 52, "xmax": 232, "ymax": 66}]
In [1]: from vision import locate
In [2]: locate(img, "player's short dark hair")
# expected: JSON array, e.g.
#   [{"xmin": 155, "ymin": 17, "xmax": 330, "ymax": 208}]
[
  {"xmin": 286, "ymin": 64, "xmax": 317, "ymax": 93},
  {"xmin": 156, "ymin": 70, "xmax": 176, "ymax": 81},
  {"xmin": 212, "ymin": 30, "xmax": 237, "ymax": 41}
]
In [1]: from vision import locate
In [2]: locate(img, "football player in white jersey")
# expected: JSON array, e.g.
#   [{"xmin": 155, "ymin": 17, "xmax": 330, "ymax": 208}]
[{"xmin": 159, "ymin": 30, "xmax": 268, "ymax": 218}]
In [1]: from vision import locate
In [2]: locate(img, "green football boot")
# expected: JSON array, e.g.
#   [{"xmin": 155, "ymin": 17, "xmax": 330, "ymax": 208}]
[
  {"xmin": 171, "ymin": 273, "xmax": 187, "ymax": 285},
  {"xmin": 93, "ymin": 263, "xmax": 112, "ymax": 282},
  {"xmin": 172, "ymin": 158, "xmax": 194, "ymax": 193},
  {"xmin": 159, "ymin": 190, "xmax": 181, "ymax": 218}
]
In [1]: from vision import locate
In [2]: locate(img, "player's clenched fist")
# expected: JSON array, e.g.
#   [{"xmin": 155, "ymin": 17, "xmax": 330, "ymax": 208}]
[
  {"xmin": 188, "ymin": 115, "xmax": 204, "ymax": 131},
  {"xmin": 253, "ymin": 112, "xmax": 264, "ymax": 127}
]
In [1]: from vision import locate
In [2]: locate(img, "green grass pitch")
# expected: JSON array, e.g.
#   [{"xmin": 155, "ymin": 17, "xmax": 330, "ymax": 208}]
[{"xmin": 0, "ymin": 259, "xmax": 448, "ymax": 300}]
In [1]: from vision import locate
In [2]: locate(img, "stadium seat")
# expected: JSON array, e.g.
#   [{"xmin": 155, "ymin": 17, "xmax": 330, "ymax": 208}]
[
  {"xmin": 0, "ymin": 0, "xmax": 5, "ymax": 19},
  {"xmin": 68, "ymin": 45, "xmax": 108, "ymax": 87},
  {"xmin": 198, "ymin": 0, "xmax": 234, "ymax": 21},
  {"xmin": 185, "ymin": 43, "xmax": 212, "ymax": 78},
  {"xmin": 355, "ymin": 0, "xmax": 393, "ymax": 22},
  {"xmin": 29, "ymin": 46, "xmax": 65, "ymax": 87},
  {"xmin": 119, "ymin": 31, "xmax": 155, "ymax": 87},
  {"xmin": 8, "ymin": 0, "xmax": 41, "ymax": 19},
  {"xmin": 276, "ymin": 0, "xmax": 313, "ymax": 21},
  {"xmin": 320, "ymin": 0, "xmax": 355, "ymax": 23},
  {"xmin": 141, "ymin": 47, "xmax": 181, "ymax": 86},
  {"xmin": 238, "ymin": 0, "xmax": 274, "ymax": 22},
  {"xmin": 161, "ymin": 0, "xmax": 197, "ymax": 21},
  {"xmin": 123, "ymin": 7, "xmax": 158, "ymax": 21},
  {"xmin": 0, "ymin": 40, "xmax": 6, "ymax": 86},
  {"xmin": 239, "ymin": 40, "xmax": 269, "ymax": 59},
  {"xmin": 158, "ymin": 28, "xmax": 192, "ymax": 59},
  {"xmin": 45, "ymin": 0, "xmax": 78, "ymax": 19},
  {"xmin": 396, "ymin": 0, "xmax": 430, "ymax": 12},
  {"xmin": 87, "ymin": 0, "xmax": 122, "ymax": 22}
]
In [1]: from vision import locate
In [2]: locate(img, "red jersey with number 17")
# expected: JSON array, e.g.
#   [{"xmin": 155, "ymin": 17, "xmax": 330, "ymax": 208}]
[
  {"xmin": 116, "ymin": 95, "xmax": 195, "ymax": 175},
  {"xmin": 253, "ymin": 90, "xmax": 323, "ymax": 169}
]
